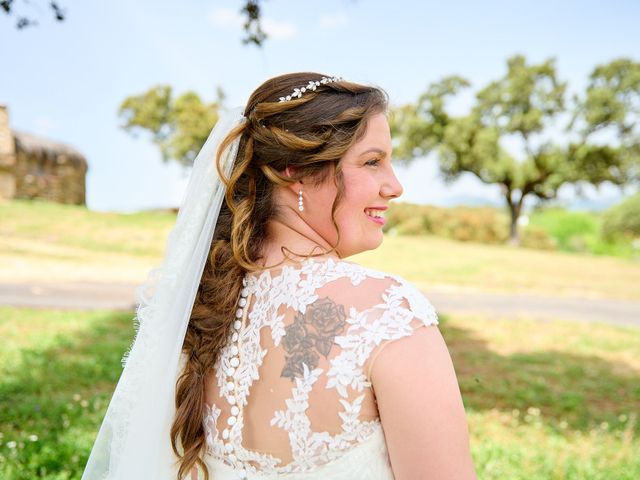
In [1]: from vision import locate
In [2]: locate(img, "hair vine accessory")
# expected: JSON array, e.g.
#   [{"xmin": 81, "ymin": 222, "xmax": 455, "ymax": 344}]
[{"xmin": 278, "ymin": 76, "xmax": 343, "ymax": 102}]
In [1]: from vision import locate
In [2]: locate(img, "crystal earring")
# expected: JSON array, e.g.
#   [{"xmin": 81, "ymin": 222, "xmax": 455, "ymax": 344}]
[{"xmin": 298, "ymin": 189, "xmax": 304, "ymax": 212}]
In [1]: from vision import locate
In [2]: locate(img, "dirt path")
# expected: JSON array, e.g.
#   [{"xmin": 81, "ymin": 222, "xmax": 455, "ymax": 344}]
[
  {"xmin": 1, "ymin": 281, "xmax": 638, "ymax": 328},
  {"xmin": 0, "ymin": 281, "xmax": 139, "ymax": 311},
  {"xmin": 425, "ymin": 290, "xmax": 640, "ymax": 328}
]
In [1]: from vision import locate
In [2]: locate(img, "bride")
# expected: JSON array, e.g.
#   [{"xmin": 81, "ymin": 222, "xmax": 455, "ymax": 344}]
[{"xmin": 82, "ymin": 72, "xmax": 477, "ymax": 479}]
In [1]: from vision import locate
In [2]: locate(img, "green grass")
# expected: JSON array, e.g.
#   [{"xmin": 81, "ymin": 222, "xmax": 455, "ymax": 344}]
[
  {"xmin": 448, "ymin": 314, "xmax": 640, "ymax": 479},
  {"xmin": 1, "ymin": 307, "xmax": 638, "ymax": 479},
  {"xmin": 353, "ymin": 235, "xmax": 640, "ymax": 300},
  {"xmin": 0, "ymin": 307, "xmax": 135, "ymax": 479}
]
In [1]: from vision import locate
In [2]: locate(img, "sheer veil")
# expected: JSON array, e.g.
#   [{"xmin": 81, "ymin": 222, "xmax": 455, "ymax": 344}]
[{"xmin": 82, "ymin": 107, "xmax": 246, "ymax": 479}]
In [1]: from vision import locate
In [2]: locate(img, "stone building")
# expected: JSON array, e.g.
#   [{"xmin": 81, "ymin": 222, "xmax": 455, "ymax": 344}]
[{"xmin": 0, "ymin": 104, "xmax": 88, "ymax": 205}]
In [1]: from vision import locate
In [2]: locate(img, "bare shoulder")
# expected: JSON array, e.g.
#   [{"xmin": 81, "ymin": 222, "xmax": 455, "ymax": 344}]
[{"xmin": 371, "ymin": 325, "xmax": 477, "ymax": 479}]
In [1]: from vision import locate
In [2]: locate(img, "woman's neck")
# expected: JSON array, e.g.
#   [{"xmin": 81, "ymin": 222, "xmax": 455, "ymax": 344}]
[{"xmin": 258, "ymin": 216, "xmax": 340, "ymax": 269}]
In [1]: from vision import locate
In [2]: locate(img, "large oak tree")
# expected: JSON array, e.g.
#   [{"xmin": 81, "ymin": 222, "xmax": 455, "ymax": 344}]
[{"xmin": 391, "ymin": 55, "xmax": 639, "ymax": 245}]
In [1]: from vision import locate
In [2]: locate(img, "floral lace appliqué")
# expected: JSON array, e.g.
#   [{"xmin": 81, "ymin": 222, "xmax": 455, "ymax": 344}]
[{"xmin": 203, "ymin": 258, "xmax": 439, "ymax": 475}]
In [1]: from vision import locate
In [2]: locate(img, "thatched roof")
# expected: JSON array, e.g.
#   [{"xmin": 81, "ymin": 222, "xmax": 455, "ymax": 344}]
[{"xmin": 13, "ymin": 130, "xmax": 87, "ymax": 169}]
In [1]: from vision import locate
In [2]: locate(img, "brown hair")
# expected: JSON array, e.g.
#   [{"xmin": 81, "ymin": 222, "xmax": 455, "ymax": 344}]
[{"xmin": 170, "ymin": 72, "xmax": 388, "ymax": 479}]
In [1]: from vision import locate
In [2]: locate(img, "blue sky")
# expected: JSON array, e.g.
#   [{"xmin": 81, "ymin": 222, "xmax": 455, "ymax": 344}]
[{"xmin": 1, "ymin": 0, "xmax": 639, "ymax": 212}]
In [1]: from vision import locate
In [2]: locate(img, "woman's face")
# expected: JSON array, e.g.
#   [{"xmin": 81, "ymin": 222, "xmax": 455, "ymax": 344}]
[{"xmin": 304, "ymin": 112, "xmax": 404, "ymax": 258}]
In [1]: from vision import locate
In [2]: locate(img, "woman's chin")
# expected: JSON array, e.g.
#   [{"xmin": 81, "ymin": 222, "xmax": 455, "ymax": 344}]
[{"xmin": 342, "ymin": 235, "xmax": 384, "ymax": 257}]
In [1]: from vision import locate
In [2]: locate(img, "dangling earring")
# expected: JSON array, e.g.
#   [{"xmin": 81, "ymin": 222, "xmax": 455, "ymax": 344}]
[{"xmin": 298, "ymin": 189, "xmax": 304, "ymax": 212}]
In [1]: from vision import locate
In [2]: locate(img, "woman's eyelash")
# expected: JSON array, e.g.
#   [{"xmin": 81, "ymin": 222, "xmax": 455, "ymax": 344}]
[{"xmin": 365, "ymin": 158, "xmax": 380, "ymax": 166}]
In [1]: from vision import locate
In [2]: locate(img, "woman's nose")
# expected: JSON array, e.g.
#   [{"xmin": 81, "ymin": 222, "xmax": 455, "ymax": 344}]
[{"xmin": 381, "ymin": 166, "xmax": 403, "ymax": 199}]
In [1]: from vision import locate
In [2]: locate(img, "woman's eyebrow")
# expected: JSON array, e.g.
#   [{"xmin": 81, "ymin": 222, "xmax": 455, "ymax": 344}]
[{"xmin": 358, "ymin": 147, "xmax": 388, "ymax": 157}]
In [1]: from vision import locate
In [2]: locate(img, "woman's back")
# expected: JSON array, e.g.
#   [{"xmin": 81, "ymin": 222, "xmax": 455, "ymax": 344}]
[{"xmin": 201, "ymin": 257, "xmax": 439, "ymax": 478}]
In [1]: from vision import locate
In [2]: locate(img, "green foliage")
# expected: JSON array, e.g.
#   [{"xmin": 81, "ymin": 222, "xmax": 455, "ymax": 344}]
[
  {"xmin": 118, "ymin": 86, "xmax": 222, "ymax": 167},
  {"xmin": 392, "ymin": 55, "xmax": 640, "ymax": 244},
  {"xmin": 527, "ymin": 208, "xmax": 599, "ymax": 251},
  {"xmin": 390, "ymin": 75, "xmax": 470, "ymax": 161},
  {"xmin": 601, "ymin": 193, "xmax": 640, "ymax": 240},
  {"xmin": 526, "ymin": 206, "xmax": 639, "ymax": 258},
  {"xmin": 571, "ymin": 58, "xmax": 640, "ymax": 185},
  {"xmin": 573, "ymin": 59, "xmax": 640, "ymax": 140},
  {"xmin": 474, "ymin": 55, "xmax": 567, "ymax": 136}
]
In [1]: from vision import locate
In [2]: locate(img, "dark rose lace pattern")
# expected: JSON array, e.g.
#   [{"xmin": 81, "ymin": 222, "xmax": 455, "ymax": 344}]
[{"xmin": 280, "ymin": 297, "xmax": 347, "ymax": 380}]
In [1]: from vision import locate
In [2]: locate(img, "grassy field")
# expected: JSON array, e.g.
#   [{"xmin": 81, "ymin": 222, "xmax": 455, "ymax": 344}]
[
  {"xmin": 0, "ymin": 307, "xmax": 637, "ymax": 479},
  {"xmin": 2, "ymin": 199, "xmax": 639, "ymax": 478},
  {"xmin": 0, "ymin": 200, "xmax": 174, "ymax": 283},
  {"xmin": 2, "ymin": 199, "xmax": 639, "ymax": 300},
  {"xmin": 354, "ymin": 235, "xmax": 640, "ymax": 300}
]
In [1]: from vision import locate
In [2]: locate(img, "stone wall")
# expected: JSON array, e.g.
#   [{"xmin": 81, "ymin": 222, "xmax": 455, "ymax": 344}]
[
  {"xmin": 0, "ymin": 105, "xmax": 17, "ymax": 199},
  {"xmin": 0, "ymin": 105, "xmax": 87, "ymax": 205}
]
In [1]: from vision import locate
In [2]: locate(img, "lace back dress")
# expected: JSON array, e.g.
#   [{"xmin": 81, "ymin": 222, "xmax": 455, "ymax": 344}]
[{"xmin": 200, "ymin": 258, "xmax": 439, "ymax": 479}]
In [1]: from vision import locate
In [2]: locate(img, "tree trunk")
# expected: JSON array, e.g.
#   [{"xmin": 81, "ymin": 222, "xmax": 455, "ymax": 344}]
[
  {"xmin": 509, "ymin": 214, "xmax": 519, "ymax": 245},
  {"xmin": 506, "ymin": 196, "xmax": 521, "ymax": 246}
]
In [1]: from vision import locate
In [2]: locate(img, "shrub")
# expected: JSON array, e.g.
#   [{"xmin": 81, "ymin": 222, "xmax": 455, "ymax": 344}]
[
  {"xmin": 520, "ymin": 226, "xmax": 557, "ymax": 250},
  {"xmin": 385, "ymin": 202, "xmax": 509, "ymax": 244},
  {"xmin": 383, "ymin": 202, "xmax": 425, "ymax": 232},
  {"xmin": 527, "ymin": 208, "xmax": 599, "ymax": 250},
  {"xmin": 445, "ymin": 207, "xmax": 509, "ymax": 243},
  {"xmin": 601, "ymin": 193, "xmax": 640, "ymax": 240}
]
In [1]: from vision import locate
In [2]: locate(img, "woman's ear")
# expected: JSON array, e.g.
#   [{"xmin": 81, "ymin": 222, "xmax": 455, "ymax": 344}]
[
  {"xmin": 283, "ymin": 166, "xmax": 304, "ymax": 192},
  {"xmin": 284, "ymin": 166, "xmax": 296, "ymax": 178}
]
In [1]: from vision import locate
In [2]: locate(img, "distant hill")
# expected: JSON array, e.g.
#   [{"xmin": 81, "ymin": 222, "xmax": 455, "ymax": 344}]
[{"xmin": 438, "ymin": 195, "xmax": 503, "ymax": 209}]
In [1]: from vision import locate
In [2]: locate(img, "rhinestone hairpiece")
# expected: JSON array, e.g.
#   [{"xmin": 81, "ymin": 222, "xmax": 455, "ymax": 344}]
[{"xmin": 278, "ymin": 76, "xmax": 343, "ymax": 102}]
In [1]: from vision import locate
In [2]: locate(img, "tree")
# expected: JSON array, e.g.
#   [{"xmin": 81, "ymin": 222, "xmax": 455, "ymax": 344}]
[
  {"xmin": 1, "ymin": 0, "xmax": 65, "ymax": 29},
  {"xmin": 391, "ymin": 55, "xmax": 636, "ymax": 245},
  {"xmin": 3, "ymin": 0, "xmax": 267, "ymax": 46},
  {"xmin": 570, "ymin": 58, "xmax": 640, "ymax": 185},
  {"xmin": 118, "ymin": 85, "xmax": 224, "ymax": 168},
  {"xmin": 240, "ymin": 0, "xmax": 267, "ymax": 46}
]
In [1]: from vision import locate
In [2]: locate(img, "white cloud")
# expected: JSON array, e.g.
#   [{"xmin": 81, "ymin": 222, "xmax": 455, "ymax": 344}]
[
  {"xmin": 209, "ymin": 7, "xmax": 244, "ymax": 28},
  {"xmin": 262, "ymin": 18, "xmax": 297, "ymax": 40},
  {"xmin": 209, "ymin": 7, "xmax": 296, "ymax": 40},
  {"xmin": 318, "ymin": 12, "xmax": 349, "ymax": 29}
]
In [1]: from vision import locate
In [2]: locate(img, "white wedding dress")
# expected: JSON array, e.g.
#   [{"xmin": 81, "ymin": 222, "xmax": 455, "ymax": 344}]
[{"xmin": 198, "ymin": 257, "xmax": 439, "ymax": 480}]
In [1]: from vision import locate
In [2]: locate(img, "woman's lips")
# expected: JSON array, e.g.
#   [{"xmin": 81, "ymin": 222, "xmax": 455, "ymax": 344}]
[{"xmin": 365, "ymin": 209, "xmax": 385, "ymax": 225}]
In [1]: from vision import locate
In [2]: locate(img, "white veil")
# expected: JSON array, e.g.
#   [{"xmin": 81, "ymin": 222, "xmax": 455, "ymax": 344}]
[{"xmin": 82, "ymin": 107, "xmax": 246, "ymax": 479}]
